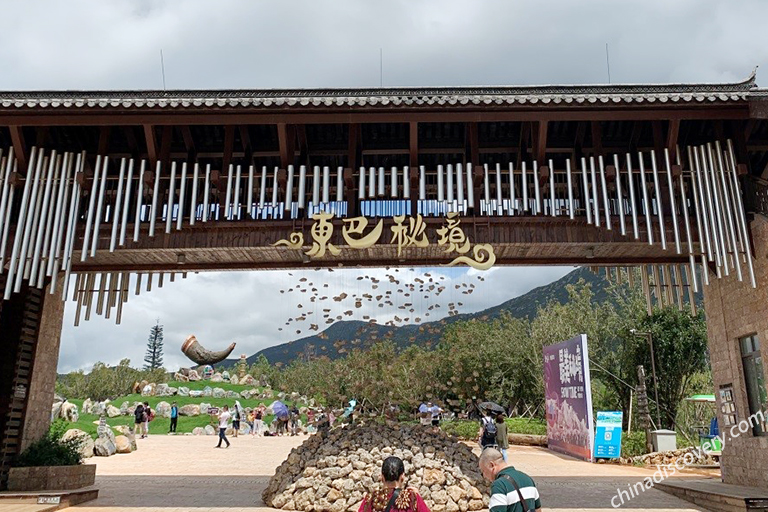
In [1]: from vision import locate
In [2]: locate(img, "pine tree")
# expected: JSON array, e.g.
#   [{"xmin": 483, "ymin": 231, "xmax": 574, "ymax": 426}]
[{"xmin": 144, "ymin": 320, "xmax": 164, "ymax": 370}]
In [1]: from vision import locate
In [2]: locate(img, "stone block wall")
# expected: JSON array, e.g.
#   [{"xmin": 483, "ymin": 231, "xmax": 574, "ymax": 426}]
[
  {"xmin": 20, "ymin": 277, "xmax": 66, "ymax": 451},
  {"xmin": 703, "ymin": 215, "xmax": 768, "ymax": 488}
]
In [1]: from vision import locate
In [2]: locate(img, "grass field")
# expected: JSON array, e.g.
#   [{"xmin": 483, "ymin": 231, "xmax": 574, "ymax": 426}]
[
  {"xmin": 441, "ymin": 417, "xmax": 547, "ymax": 439},
  {"xmin": 62, "ymin": 381, "xmax": 308, "ymax": 438}
]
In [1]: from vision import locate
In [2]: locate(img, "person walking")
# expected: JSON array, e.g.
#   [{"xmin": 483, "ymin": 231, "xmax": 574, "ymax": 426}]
[
  {"xmin": 290, "ymin": 405, "xmax": 300, "ymax": 436},
  {"xmin": 143, "ymin": 402, "xmax": 153, "ymax": 437},
  {"xmin": 232, "ymin": 402, "xmax": 242, "ymax": 438},
  {"xmin": 478, "ymin": 448, "xmax": 541, "ymax": 512},
  {"xmin": 495, "ymin": 413, "xmax": 509, "ymax": 462},
  {"xmin": 169, "ymin": 402, "xmax": 178, "ymax": 433},
  {"xmin": 216, "ymin": 405, "xmax": 231, "ymax": 448},
  {"xmin": 478, "ymin": 408, "xmax": 498, "ymax": 449},
  {"xmin": 134, "ymin": 403, "xmax": 146, "ymax": 439}
]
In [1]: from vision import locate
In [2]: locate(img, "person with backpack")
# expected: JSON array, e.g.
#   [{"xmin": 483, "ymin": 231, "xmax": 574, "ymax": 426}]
[
  {"xmin": 134, "ymin": 403, "xmax": 146, "ymax": 439},
  {"xmin": 232, "ymin": 402, "xmax": 242, "ymax": 438},
  {"xmin": 478, "ymin": 447, "xmax": 541, "ymax": 512},
  {"xmin": 290, "ymin": 405, "xmax": 300, "ymax": 436},
  {"xmin": 479, "ymin": 408, "xmax": 498, "ymax": 449}
]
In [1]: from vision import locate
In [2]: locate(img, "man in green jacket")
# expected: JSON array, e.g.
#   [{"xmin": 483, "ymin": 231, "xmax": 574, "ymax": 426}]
[{"xmin": 479, "ymin": 448, "xmax": 541, "ymax": 512}]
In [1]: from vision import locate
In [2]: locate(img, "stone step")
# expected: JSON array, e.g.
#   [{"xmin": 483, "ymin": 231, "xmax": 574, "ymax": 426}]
[
  {"xmin": 656, "ymin": 479, "xmax": 768, "ymax": 512},
  {"xmin": 0, "ymin": 487, "xmax": 98, "ymax": 511}
]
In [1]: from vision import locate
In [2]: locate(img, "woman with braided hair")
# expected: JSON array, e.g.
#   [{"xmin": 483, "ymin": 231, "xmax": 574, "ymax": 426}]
[{"xmin": 358, "ymin": 456, "xmax": 431, "ymax": 512}]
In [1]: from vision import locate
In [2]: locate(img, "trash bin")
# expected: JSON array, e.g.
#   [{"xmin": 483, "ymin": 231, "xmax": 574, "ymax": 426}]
[{"xmin": 651, "ymin": 429, "xmax": 677, "ymax": 452}]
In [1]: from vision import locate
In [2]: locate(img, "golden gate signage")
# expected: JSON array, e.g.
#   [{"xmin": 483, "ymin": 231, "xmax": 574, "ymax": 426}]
[{"xmin": 273, "ymin": 212, "xmax": 496, "ymax": 270}]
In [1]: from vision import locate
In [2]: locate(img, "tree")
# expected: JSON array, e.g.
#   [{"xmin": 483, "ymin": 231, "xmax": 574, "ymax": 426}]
[
  {"xmin": 144, "ymin": 321, "xmax": 164, "ymax": 370},
  {"xmin": 628, "ymin": 307, "xmax": 708, "ymax": 429}
]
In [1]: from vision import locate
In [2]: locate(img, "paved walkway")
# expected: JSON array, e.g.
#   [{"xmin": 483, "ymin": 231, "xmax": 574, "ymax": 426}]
[{"xmin": 69, "ymin": 434, "xmax": 704, "ymax": 511}]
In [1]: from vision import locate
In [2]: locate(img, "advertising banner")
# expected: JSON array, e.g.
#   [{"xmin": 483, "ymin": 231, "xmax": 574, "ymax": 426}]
[
  {"xmin": 543, "ymin": 334, "xmax": 594, "ymax": 461},
  {"xmin": 593, "ymin": 411, "xmax": 623, "ymax": 459}
]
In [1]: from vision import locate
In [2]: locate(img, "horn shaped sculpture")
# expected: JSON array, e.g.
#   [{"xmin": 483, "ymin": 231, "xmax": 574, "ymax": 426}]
[{"xmin": 181, "ymin": 335, "xmax": 236, "ymax": 365}]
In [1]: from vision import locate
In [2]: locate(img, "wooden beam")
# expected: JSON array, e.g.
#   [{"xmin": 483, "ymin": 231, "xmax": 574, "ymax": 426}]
[
  {"xmin": 158, "ymin": 126, "xmax": 173, "ymax": 167},
  {"xmin": 143, "ymin": 124, "xmax": 158, "ymax": 166},
  {"xmin": 123, "ymin": 126, "xmax": 139, "ymax": 158},
  {"xmin": 628, "ymin": 121, "xmax": 642, "ymax": 153},
  {"xmin": 97, "ymin": 126, "xmax": 111, "ymax": 155},
  {"xmin": 666, "ymin": 119, "xmax": 680, "ymax": 162},
  {"xmin": 728, "ymin": 120, "xmax": 750, "ymax": 172},
  {"xmin": 180, "ymin": 126, "xmax": 197, "ymax": 161},
  {"xmin": 277, "ymin": 123, "xmax": 294, "ymax": 169},
  {"xmin": 222, "ymin": 125, "xmax": 235, "ymax": 173},
  {"xmin": 295, "ymin": 125, "xmax": 309, "ymax": 167},
  {"xmin": 534, "ymin": 121, "xmax": 548, "ymax": 163},
  {"xmin": 467, "ymin": 122, "xmax": 479, "ymax": 163},
  {"xmin": 652, "ymin": 121, "xmax": 664, "ymax": 156},
  {"xmin": 409, "ymin": 122, "xmax": 419, "ymax": 167},
  {"xmin": 590, "ymin": 121, "xmax": 603, "ymax": 156},
  {"xmin": 517, "ymin": 122, "xmax": 531, "ymax": 168},
  {"xmin": 8, "ymin": 125, "xmax": 27, "ymax": 172},
  {"xmin": 348, "ymin": 123, "xmax": 360, "ymax": 171}
]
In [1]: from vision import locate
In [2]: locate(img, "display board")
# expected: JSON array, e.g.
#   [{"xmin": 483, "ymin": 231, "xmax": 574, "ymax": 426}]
[{"xmin": 593, "ymin": 411, "xmax": 623, "ymax": 459}]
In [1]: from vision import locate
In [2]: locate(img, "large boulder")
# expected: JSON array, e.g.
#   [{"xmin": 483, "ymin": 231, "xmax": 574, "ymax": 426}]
[
  {"xmin": 115, "ymin": 435, "xmax": 132, "ymax": 454},
  {"xmin": 204, "ymin": 424, "xmax": 216, "ymax": 436},
  {"xmin": 62, "ymin": 429, "xmax": 94, "ymax": 459},
  {"xmin": 155, "ymin": 401, "xmax": 172, "ymax": 418},
  {"xmin": 240, "ymin": 374, "xmax": 256, "ymax": 386},
  {"xmin": 179, "ymin": 404, "xmax": 200, "ymax": 417},
  {"xmin": 262, "ymin": 424, "xmax": 489, "ymax": 512},
  {"xmin": 189, "ymin": 390, "xmax": 204, "ymax": 398},
  {"xmin": 210, "ymin": 373, "xmax": 224, "ymax": 383},
  {"xmin": 141, "ymin": 383, "xmax": 156, "ymax": 396},
  {"xmin": 81, "ymin": 398, "xmax": 93, "ymax": 415},
  {"xmin": 230, "ymin": 375, "xmax": 239, "ymax": 385},
  {"xmin": 199, "ymin": 403, "xmax": 211, "ymax": 414},
  {"xmin": 119, "ymin": 401, "xmax": 131, "ymax": 415},
  {"xmin": 202, "ymin": 386, "xmax": 213, "ymax": 397},
  {"xmin": 177, "ymin": 386, "xmax": 190, "ymax": 397},
  {"xmin": 221, "ymin": 371, "xmax": 230, "ymax": 381},
  {"xmin": 173, "ymin": 372, "xmax": 189, "ymax": 382},
  {"xmin": 113, "ymin": 425, "xmax": 132, "ymax": 436},
  {"xmin": 92, "ymin": 400, "xmax": 107, "ymax": 416},
  {"xmin": 155, "ymin": 384, "xmax": 177, "ymax": 397},
  {"xmin": 188, "ymin": 369, "xmax": 201, "ymax": 381},
  {"xmin": 51, "ymin": 402, "xmax": 63, "ymax": 422},
  {"xmin": 94, "ymin": 436, "xmax": 116, "ymax": 457},
  {"xmin": 212, "ymin": 387, "xmax": 226, "ymax": 398},
  {"xmin": 106, "ymin": 405, "xmax": 122, "ymax": 418},
  {"xmin": 192, "ymin": 427, "xmax": 205, "ymax": 436},
  {"xmin": 59, "ymin": 402, "xmax": 79, "ymax": 422}
]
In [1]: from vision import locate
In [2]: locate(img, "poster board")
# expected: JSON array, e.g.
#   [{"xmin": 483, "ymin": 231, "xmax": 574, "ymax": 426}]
[
  {"xmin": 593, "ymin": 411, "xmax": 623, "ymax": 459},
  {"xmin": 543, "ymin": 334, "xmax": 595, "ymax": 461}
]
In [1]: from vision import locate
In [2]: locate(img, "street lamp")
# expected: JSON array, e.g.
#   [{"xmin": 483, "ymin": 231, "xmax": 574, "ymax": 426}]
[{"xmin": 630, "ymin": 328, "xmax": 662, "ymax": 429}]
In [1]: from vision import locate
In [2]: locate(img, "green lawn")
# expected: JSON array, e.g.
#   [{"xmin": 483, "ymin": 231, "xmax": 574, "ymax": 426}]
[
  {"xmin": 62, "ymin": 380, "xmax": 309, "ymax": 438},
  {"xmin": 441, "ymin": 417, "xmax": 547, "ymax": 439}
]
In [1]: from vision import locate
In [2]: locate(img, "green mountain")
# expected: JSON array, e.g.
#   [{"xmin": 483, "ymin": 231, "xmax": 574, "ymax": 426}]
[{"xmin": 239, "ymin": 266, "xmax": 701, "ymax": 367}]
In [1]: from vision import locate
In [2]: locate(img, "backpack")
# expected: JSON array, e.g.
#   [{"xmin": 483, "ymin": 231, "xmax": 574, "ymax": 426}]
[
  {"xmin": 134, "ymin": 406, "xmax": 144, "ymax": 423},
  {"xmin": 481, "ymin": 417, "xmax": 497, "ymax": 444},
  {"xmin": 147, "ymin": 409, "xmax": 155, "ymax": 422}
]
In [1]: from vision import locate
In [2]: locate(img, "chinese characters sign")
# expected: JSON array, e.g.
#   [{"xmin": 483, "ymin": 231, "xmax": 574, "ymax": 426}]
[
  {"xmin": 543, "ymin": 334, "xmax": 595, "ymax": 461},
  {"xmin": 593, "ymin": 411, "xmax": 623, "ymax": 459},
  {"xmin": 272, "ymin": 212, "xmax": 496, "ymax": 270}
]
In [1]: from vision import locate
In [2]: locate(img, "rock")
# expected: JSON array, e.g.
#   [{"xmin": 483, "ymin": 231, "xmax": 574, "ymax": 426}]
[
  {"xmin": 120, "ymin": 401, "xmax": 130, "ymax": 415},
  {"xmin": 221, "ymin": 371, "xmax": 230, "ymax": 381},
  {"xmin": 59, "ymin": 402, "xmax": 79, "ymax": 422},
  {"xmin": 188, "ymin": 370, "xmax": 201, "ymax": 381},
  {"xmin": 92, "ymin": 401, "xmax": 107, "ymax": 416},
  {"xmin": 230, "ymin": 375, "xmax": 239, "ymax": 385},
  {"xmin": 113, "ymin": 425, "xmax": 132, "ymax": 436},
  {"xmin": 192, "ymin": 427, "xmax": 205, "ymax": 436},
  {"xmin": 189, "ymin": 390, "xmax": 204, "ymax": 398},
  {"xmin": 261, "ymin": 424, "xmax": 488, "ymax": 512},
  {"xmin": 94, "ymin": 437, "xmax": 116, "ymax": 456},
  {"xmin": 82, "ymin": 398, "xmax": 93, "ymax": 415},
  {"xmin": 239, "ymin": 423, "xmax": 251, "ymax": 435},
  {"xmin": 51, "ymin": 402, "xmax": 63, "ymax": 421},
  {"xmin": 106, "ymin": 405, "xmax": 122, "ymax": 418},
  {"xmin": 177, "ymin": 386, "xmax": 190, "ymax": 397},
  {"xmin": 210, "ymin": 374, "xmax": 224, "ymax": 383},
  {"xmin": 240, "ymin": 390, "xmax": 253, "ymax": 400},
  {"xmin": 179, "ymin": 404, "xmax": 200, "ymax": 416},
  {"xmin": 202, "ymin": 386, "xmax": 213, "ymax": 397},
  {"xmin": 204, "ymin": 425, "xmax": 216, "ymax": 436},
  {"xmin": 141, "ymin": 383, "xmax": 156, "ymax": 396},
  {"xmin": 155, "ymin": 384, "xmax": 178, "ymax": 397},
  {"xmin": 226, "ymin": 390, "xmax": 239, "ymax": 398},
  {"xmin": 212, "ymin": 387, "xmax": 226, "ymax": 398},
  {"xmin": 62, "ymin": 429, "xmax": 94, "ymax": 458},
  {"xmin": 155, "ymin": 401, "xmax": 171, "ymax": 418},
  {"xmin": 241, "ymin": 375, "xmax": 255, "ymax": 386},
  {"xmin": 173, "ymin": 372, "xmax": 189, "ymax": 382},
  {"xmin": 200, "ymin": 403, "xmax": 211, "ymax": 414},
  {"xmin": 115, "ymin": 435, "xmax": 132, "ymax": 453}
]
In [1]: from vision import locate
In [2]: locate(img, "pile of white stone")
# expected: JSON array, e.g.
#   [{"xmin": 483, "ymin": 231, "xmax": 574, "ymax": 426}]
[
  {"xmin": 263, "ymin": 424, "xmax": 490, "ymax": 512},
  {"xmin": 60, "ymin": 424, "xmax": 137, "ymax": 459}
]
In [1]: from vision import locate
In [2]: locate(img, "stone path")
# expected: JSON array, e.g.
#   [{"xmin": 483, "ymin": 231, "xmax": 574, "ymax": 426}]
[{"xmin": 68, "ymin": 434, "xmax": 705, "ymax": 511}]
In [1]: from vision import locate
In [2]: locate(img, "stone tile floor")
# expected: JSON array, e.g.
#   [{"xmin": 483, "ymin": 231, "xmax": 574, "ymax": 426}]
[{"xmin": 65, "ymin": 434, "xmax": 705, "ymax": 511}]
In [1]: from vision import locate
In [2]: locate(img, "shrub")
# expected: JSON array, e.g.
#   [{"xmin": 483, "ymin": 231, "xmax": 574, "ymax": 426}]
[
  {"xmin": 621, "ymin": 430, "xmax": 648, "ymax": 458},
  {"xmin": 13, "ymin": 420, "xmax": 84, "ymax": 467}
]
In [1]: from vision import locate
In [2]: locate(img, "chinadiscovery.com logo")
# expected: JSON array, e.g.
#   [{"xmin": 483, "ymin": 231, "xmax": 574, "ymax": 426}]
[{"xmin": 611, "ymin": 409, "xmax": 767, "ymax": 508}]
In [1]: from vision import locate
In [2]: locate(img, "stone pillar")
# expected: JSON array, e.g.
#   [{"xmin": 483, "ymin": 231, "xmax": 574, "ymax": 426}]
[
  {"xmin": 703, "ymin": 215, "xmax": 768, "ymax": 488},
  {"xmin": 20, "ymin": 278, "xmax": 66, "ymax": 451}
]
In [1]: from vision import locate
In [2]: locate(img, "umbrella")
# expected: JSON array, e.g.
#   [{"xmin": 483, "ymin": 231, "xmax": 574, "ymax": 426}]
[
  {"xmin": 479, "ymin": 401, "xmax": 505, "ymax": 415},
  {"xmin": 272, "ymin": 401, "xmax": 289, "ymax": 419}
]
